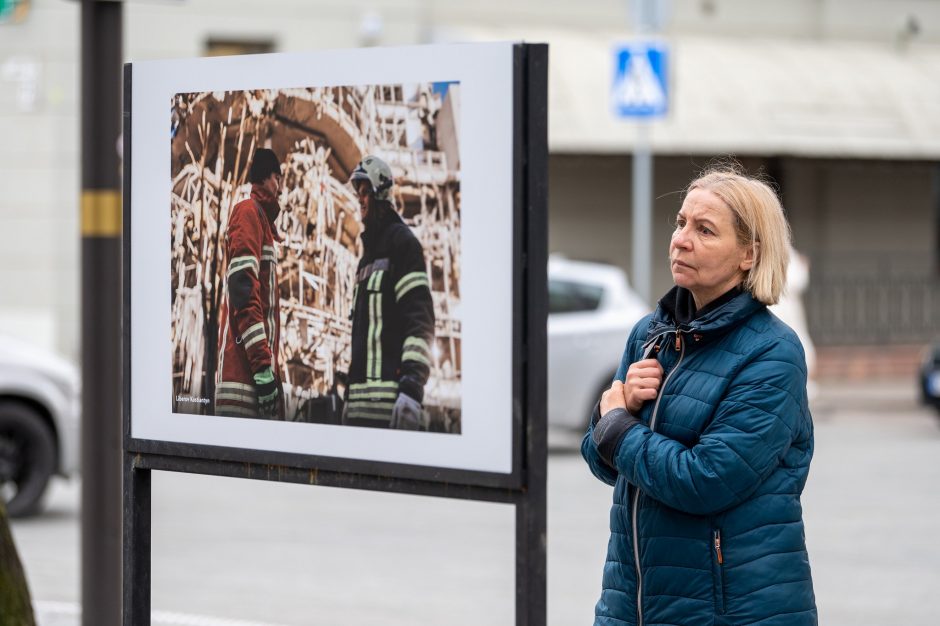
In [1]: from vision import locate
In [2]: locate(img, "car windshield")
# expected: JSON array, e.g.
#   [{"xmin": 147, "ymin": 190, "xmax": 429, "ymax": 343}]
[{"xmin": 548, "ymin": 279, "xmax": 604, "ymax": 314}]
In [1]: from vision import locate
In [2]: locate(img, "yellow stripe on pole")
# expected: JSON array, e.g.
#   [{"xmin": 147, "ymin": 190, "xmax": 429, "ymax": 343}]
[{"xmin": 81, "ymin": 190, "xmax": 122, "ymax": 237}]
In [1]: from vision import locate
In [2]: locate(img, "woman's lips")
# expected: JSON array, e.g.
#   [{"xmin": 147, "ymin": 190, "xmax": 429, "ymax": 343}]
[{"xmin": 672, "ymin": 259, "xmax": 693, "ymax": 270}]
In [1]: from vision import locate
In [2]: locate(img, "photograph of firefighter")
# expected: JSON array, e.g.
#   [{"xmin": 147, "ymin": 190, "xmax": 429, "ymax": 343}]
[
  {"xmin": 214, "ymin": 148, "xmax": 285, "ymax": 419},
  {"xmin": 169, "ymin": 83, "xmax": 463, "ymax": 433},
  {"xmin": 346, "ymin": 156, "xmax": 435, "ymax": 430}
]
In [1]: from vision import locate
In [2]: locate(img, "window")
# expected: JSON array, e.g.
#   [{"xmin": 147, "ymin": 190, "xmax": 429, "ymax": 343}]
[
  {"xmin": 548, "ymin": 279, "xmax": 604, "ymax": 314},
  {"xmin": 205, "ymin": 39, "xmax": 274, "ymax": 57}
]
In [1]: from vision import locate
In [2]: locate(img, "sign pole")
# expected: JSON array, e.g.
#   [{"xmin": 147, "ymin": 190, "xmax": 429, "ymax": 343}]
[
  {"xmin": 632, "ymin": 122, "xmax": 653, "ymax": 305},
  {"xmin": 80, "ymin": 2, "xmax": 123, "ymax": 625},
  {"xmin": 614, "ymin": 0, "xmax": 669, "ymax": 305}
]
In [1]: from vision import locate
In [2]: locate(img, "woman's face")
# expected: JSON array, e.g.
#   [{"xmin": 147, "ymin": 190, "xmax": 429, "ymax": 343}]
[{"xmin": 669, "ymin": 188, "xmax": 754, "ymax": 308}]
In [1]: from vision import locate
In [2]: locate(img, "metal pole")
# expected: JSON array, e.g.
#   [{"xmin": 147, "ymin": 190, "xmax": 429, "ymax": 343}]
[
  {"xmin": 80, "ymin": 2, "xmax": 123, "ymax": 625},
  {"xmin": 632, "ymin": 122, "xmax": 653, "ymax": 305},
  {"xmin": 122, "ymin": 458, "xmax": 151, "ymax": 626},
  {"xmin": 515, "ymin": 43, "xmax": 548, "ymax": 626}
]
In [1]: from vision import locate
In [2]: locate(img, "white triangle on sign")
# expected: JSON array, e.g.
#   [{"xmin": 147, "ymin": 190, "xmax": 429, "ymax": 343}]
[{"xmin": 612, "ymin": 49, "xmax": 665, "ymax": 111}]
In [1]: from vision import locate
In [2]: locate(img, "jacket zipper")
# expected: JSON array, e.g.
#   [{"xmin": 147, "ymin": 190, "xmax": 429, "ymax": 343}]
[
  {"xmin": 632, "ymin": 328, "xmax": 686, "ymax": 626},
  {"xmin": 713, "ymin": 529, "xmax": 726, "ymax": 614}
]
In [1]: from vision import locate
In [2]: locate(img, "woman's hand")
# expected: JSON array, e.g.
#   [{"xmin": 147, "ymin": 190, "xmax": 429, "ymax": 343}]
[
  {"xmin": 600, "ymin": 380, "xmax": 628, "ymax": 415},
  {"xmin": 604, "ymin": 358, "xmax": 664, "ymax": 415}
]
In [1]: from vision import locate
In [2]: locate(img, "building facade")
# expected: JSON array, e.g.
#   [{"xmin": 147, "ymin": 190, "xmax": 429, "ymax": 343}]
[{"xmin": 2, "ymin": 0, "xmax": 939, "ymax": 358}]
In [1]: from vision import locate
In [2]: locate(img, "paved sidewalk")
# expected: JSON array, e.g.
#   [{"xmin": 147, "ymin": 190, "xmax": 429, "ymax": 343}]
[
  {"xmin": 35, "ymin": 601, "xmax": 293, "ymax": 626},
  {"xmin": 13, "ymin": 377, "xmax": 940, "ymax": 625}
]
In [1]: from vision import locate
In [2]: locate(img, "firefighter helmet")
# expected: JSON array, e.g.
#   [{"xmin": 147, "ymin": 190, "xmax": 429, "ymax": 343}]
[{"xmin": 350, "ymin": 155, "xmax": 394, "ymax": 201}]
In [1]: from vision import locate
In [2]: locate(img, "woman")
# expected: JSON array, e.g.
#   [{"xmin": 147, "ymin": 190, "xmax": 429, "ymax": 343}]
[{"xmin": 582, "ymin": 166, "xmax": 816, "ymax": 625}]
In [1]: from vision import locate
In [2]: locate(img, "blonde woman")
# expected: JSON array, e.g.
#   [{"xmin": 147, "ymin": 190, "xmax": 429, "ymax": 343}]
[{"xmin": 583, "ymin": 165, "xmax": 817, "ymax": 625}]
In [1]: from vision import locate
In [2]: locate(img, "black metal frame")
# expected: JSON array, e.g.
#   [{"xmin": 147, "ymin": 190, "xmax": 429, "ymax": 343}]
[{"xmin": 123, "ymin": 43, "xmax": 548, "ymax": 625}]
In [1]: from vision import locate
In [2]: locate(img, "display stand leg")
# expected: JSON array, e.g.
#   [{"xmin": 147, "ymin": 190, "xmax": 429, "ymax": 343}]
[{"xmin": 123, "ymin": 455, "xmax": 151, "ymax": 626}]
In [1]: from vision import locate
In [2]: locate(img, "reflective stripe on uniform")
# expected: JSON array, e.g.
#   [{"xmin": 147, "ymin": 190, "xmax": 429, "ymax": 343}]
[
  {"xmin": 216, "ymin": 391, "xmax": 258, "ymax": 405},
  {"xmin": 242, "ymin": 322, "xmax": 267, "ymax": 349},
  {"xmin": 367, "ymin": 270, "xmax": 385, "ymax": 380},
  {"xmin": 345, "ymin": 400, "xmax": 395, "ymax": 422},
  {"xmin": 217, "ymin": 381, "xmax": 255, "ymax": 392},
  {"xmin": 216, "ymin": 404, "xmax": 259, "ymax": 418},
  {"xmin": 218, "ymin": 313, "xmax": 230, "ymax": 384},
  {"xmin": 357, "ymin": 258, "xmax": 391, "ymax": 283},
  {"xmin": 267, "ymin": 267, "xmax": 276, "ymax": 353},
  {"xmin": 401, "ymin": 336, "xmax": 432, "ymax": 367},
  {"xmin": 394, "ymin": 271, "xmax": 430, "ymax": 302},
  {"xmin": 349, "ymin": 380, "xmax": 399, "ymax": 402},
  {"xmin": 227, "ymin": 255, "xmax": 259, "ymax": 278},
  {"xmin": 261, "ymin": 245, "xmax": 276, "ymax": 263},
  {"xmin": 215, "ymin": 381, "xmax": 259, "ymax": 417}
]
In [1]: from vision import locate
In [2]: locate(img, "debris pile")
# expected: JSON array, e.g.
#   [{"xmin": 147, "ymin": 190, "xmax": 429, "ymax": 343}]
[{"xmin": 170, "ymin": 85, "xmax": 462, "ymax": 431}]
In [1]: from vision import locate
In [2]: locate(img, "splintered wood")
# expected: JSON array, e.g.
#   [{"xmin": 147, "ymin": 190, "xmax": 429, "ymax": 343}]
[{"xmin": 170, "ymin": 86, "xmax": 462, "ymax": 430}]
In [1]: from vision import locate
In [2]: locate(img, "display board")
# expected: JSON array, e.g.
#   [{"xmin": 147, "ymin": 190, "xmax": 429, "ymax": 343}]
[
  {"xmin": 125, "ymin": 43, "xmax": 538, "ymax": 487},
  {"xmin": 124, "ymin": 42, "xmax": 547, "ymax": 626}
]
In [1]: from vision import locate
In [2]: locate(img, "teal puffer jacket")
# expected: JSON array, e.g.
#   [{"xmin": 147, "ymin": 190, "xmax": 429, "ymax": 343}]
[{"xmin": 582, "ymin": 290, "xmax": 816, "ymax": 626}]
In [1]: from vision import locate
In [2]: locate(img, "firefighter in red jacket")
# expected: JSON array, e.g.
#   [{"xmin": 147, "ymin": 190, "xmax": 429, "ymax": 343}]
[
  {"xmin": 346, "ymin": 155, "xmax": 435, "ymax": 429},
  {"xmin": 215, "ymin": 148, "xmax": 284, "ymax": 419}
]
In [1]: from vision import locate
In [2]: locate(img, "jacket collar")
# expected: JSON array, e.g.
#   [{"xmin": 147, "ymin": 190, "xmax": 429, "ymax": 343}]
[
  {"xmin": 250, "ymin": 184, "xmax": 283, "ymax": 241},
  {"xmin": 361, "ymin": 204, "xmax": 404, "ymax": 248},
  {"xmin": 647, "ymin": 285, "xmax": 765, "ymax": 345}
]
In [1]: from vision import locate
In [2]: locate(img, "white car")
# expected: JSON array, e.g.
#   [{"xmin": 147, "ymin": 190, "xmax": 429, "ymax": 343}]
[
  {"xmin": 548, "ymin": 257, "xmax": 650, "ymax": 430},
  {"xmin": 0, "ymin": 336, "xmax": 80, "ymax": 516}
]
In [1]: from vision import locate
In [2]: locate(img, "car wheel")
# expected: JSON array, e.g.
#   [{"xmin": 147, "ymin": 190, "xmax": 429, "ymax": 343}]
[{"xmin": 0, "ymin": 401, "xmax": 56, "ymax": 518}]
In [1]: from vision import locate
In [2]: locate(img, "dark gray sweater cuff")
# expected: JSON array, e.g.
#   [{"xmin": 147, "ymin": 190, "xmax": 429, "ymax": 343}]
[{"xmin": 592, "ymin": 407, "xmax": 642, "ymax": 467}]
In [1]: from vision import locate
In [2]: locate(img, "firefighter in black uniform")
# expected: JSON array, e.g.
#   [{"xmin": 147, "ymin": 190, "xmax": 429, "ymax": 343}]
[{"xmin": 345, "ymin": 155, "xmax": 435, "ymax": 429}]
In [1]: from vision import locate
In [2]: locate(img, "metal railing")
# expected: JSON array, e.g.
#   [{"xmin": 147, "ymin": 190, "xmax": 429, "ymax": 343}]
[{"xmin": 805, "ymin": 252, "xmax": 940, "ymax": 345}]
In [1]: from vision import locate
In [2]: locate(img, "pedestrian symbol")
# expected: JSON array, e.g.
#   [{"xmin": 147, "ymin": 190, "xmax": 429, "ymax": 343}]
[{"xmin": 611, "ymin": 41, "xmax": 669, "ymax": 118}]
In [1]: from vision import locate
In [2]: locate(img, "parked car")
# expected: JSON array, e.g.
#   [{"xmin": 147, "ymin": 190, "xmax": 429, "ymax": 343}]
[
  {"xmin": 919, "ymin": 341, "xmax": 940, "ymax": 415},
  {"xmin": 0, "ymin": 336, "xmax": 80, "ymax": 517},
  {"xmin": 548, "ymin": 256, "xmax": 650, "ymax": 430}
]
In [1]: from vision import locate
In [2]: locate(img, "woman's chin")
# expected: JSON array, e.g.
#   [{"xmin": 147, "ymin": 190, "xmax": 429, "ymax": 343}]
[{"xmin": 670, "ymin": 272, "xmax": 693, "ymax": 289}]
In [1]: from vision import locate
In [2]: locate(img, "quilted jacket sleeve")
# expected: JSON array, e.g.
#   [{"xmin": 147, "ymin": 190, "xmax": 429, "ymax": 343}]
[
  {"xmin": 580, "ymin": 316, "xmax": 649, "ymax": 486},
  {"xmin": 610, "ymin": 338, "xmax": 808, "ymax": 516}
]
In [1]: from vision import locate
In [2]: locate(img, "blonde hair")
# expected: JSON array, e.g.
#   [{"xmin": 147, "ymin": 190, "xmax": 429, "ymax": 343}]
[{"xmin": 687, "ymin": 163, "xmax": 791, "ymax": 305}]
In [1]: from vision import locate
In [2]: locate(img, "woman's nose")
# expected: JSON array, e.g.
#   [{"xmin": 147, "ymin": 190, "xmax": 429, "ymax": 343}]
[{"xmin": 672, "ymin": 229, "xmax": 692, "ymax": 249}]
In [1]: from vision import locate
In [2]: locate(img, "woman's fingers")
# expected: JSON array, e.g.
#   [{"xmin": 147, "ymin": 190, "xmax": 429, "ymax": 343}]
[
  {"xmin": 629, "ymin": 359, "xmax": 663, "ymax": 379},
  {"xmin": 631, "ymin": 376, "xmax": 661, "ymax": 389},
  {"xmin": 634, "ymin": 358, "xmax": 663, "ymax": 371},
  {"xmin": 623, "ymin": 358, "xmax": 665, "ymax": 413},
  {"xmin": 598, "ymin": 359, "xmax": 666, "ymax": 418},
  {"xmin": 600, "ymin": 380, "xmax": 627, "ymax": 415}
]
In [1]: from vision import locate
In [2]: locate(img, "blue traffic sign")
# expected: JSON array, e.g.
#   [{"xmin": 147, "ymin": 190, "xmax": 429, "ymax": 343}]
[{"xmin": 611, "ymin": 41, "xmax": 669, "ymax": 118}]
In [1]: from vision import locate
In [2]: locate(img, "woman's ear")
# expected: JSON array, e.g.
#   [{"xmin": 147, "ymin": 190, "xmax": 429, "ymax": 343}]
[{"xmin": 740, "ymin": 241, "xmax": 758, "ymax": 272}]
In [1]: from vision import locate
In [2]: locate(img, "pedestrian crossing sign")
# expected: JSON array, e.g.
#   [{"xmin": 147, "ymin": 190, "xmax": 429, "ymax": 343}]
[{"xmin": 611, "ymin": 40, "xmax": 669, "ymax": 118}]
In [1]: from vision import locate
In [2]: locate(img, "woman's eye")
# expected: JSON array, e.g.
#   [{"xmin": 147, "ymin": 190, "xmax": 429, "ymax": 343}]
[{"xmin": 700, "ymin": 226, "xmax": 714, "ymax": 235}]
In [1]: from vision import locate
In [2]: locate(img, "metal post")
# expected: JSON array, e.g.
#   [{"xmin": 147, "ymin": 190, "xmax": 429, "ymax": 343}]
[
  {"xmin": 122, "ymin": 458, "xmax": 150, "ymax": 626},
  {"xmin": 515, "ymin": 43, "xmax": 548, "ymax": 626},
  {"xmin": 81, "ymin": 2, "xmax": 123, "ymax": 625},
  {"xmin": 934, "ymin": 164, "xmax": 940, "ymax": 276},
  {"xmin": 632, "ymin": 123, "xmax": 653, "ymax": 305}
]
